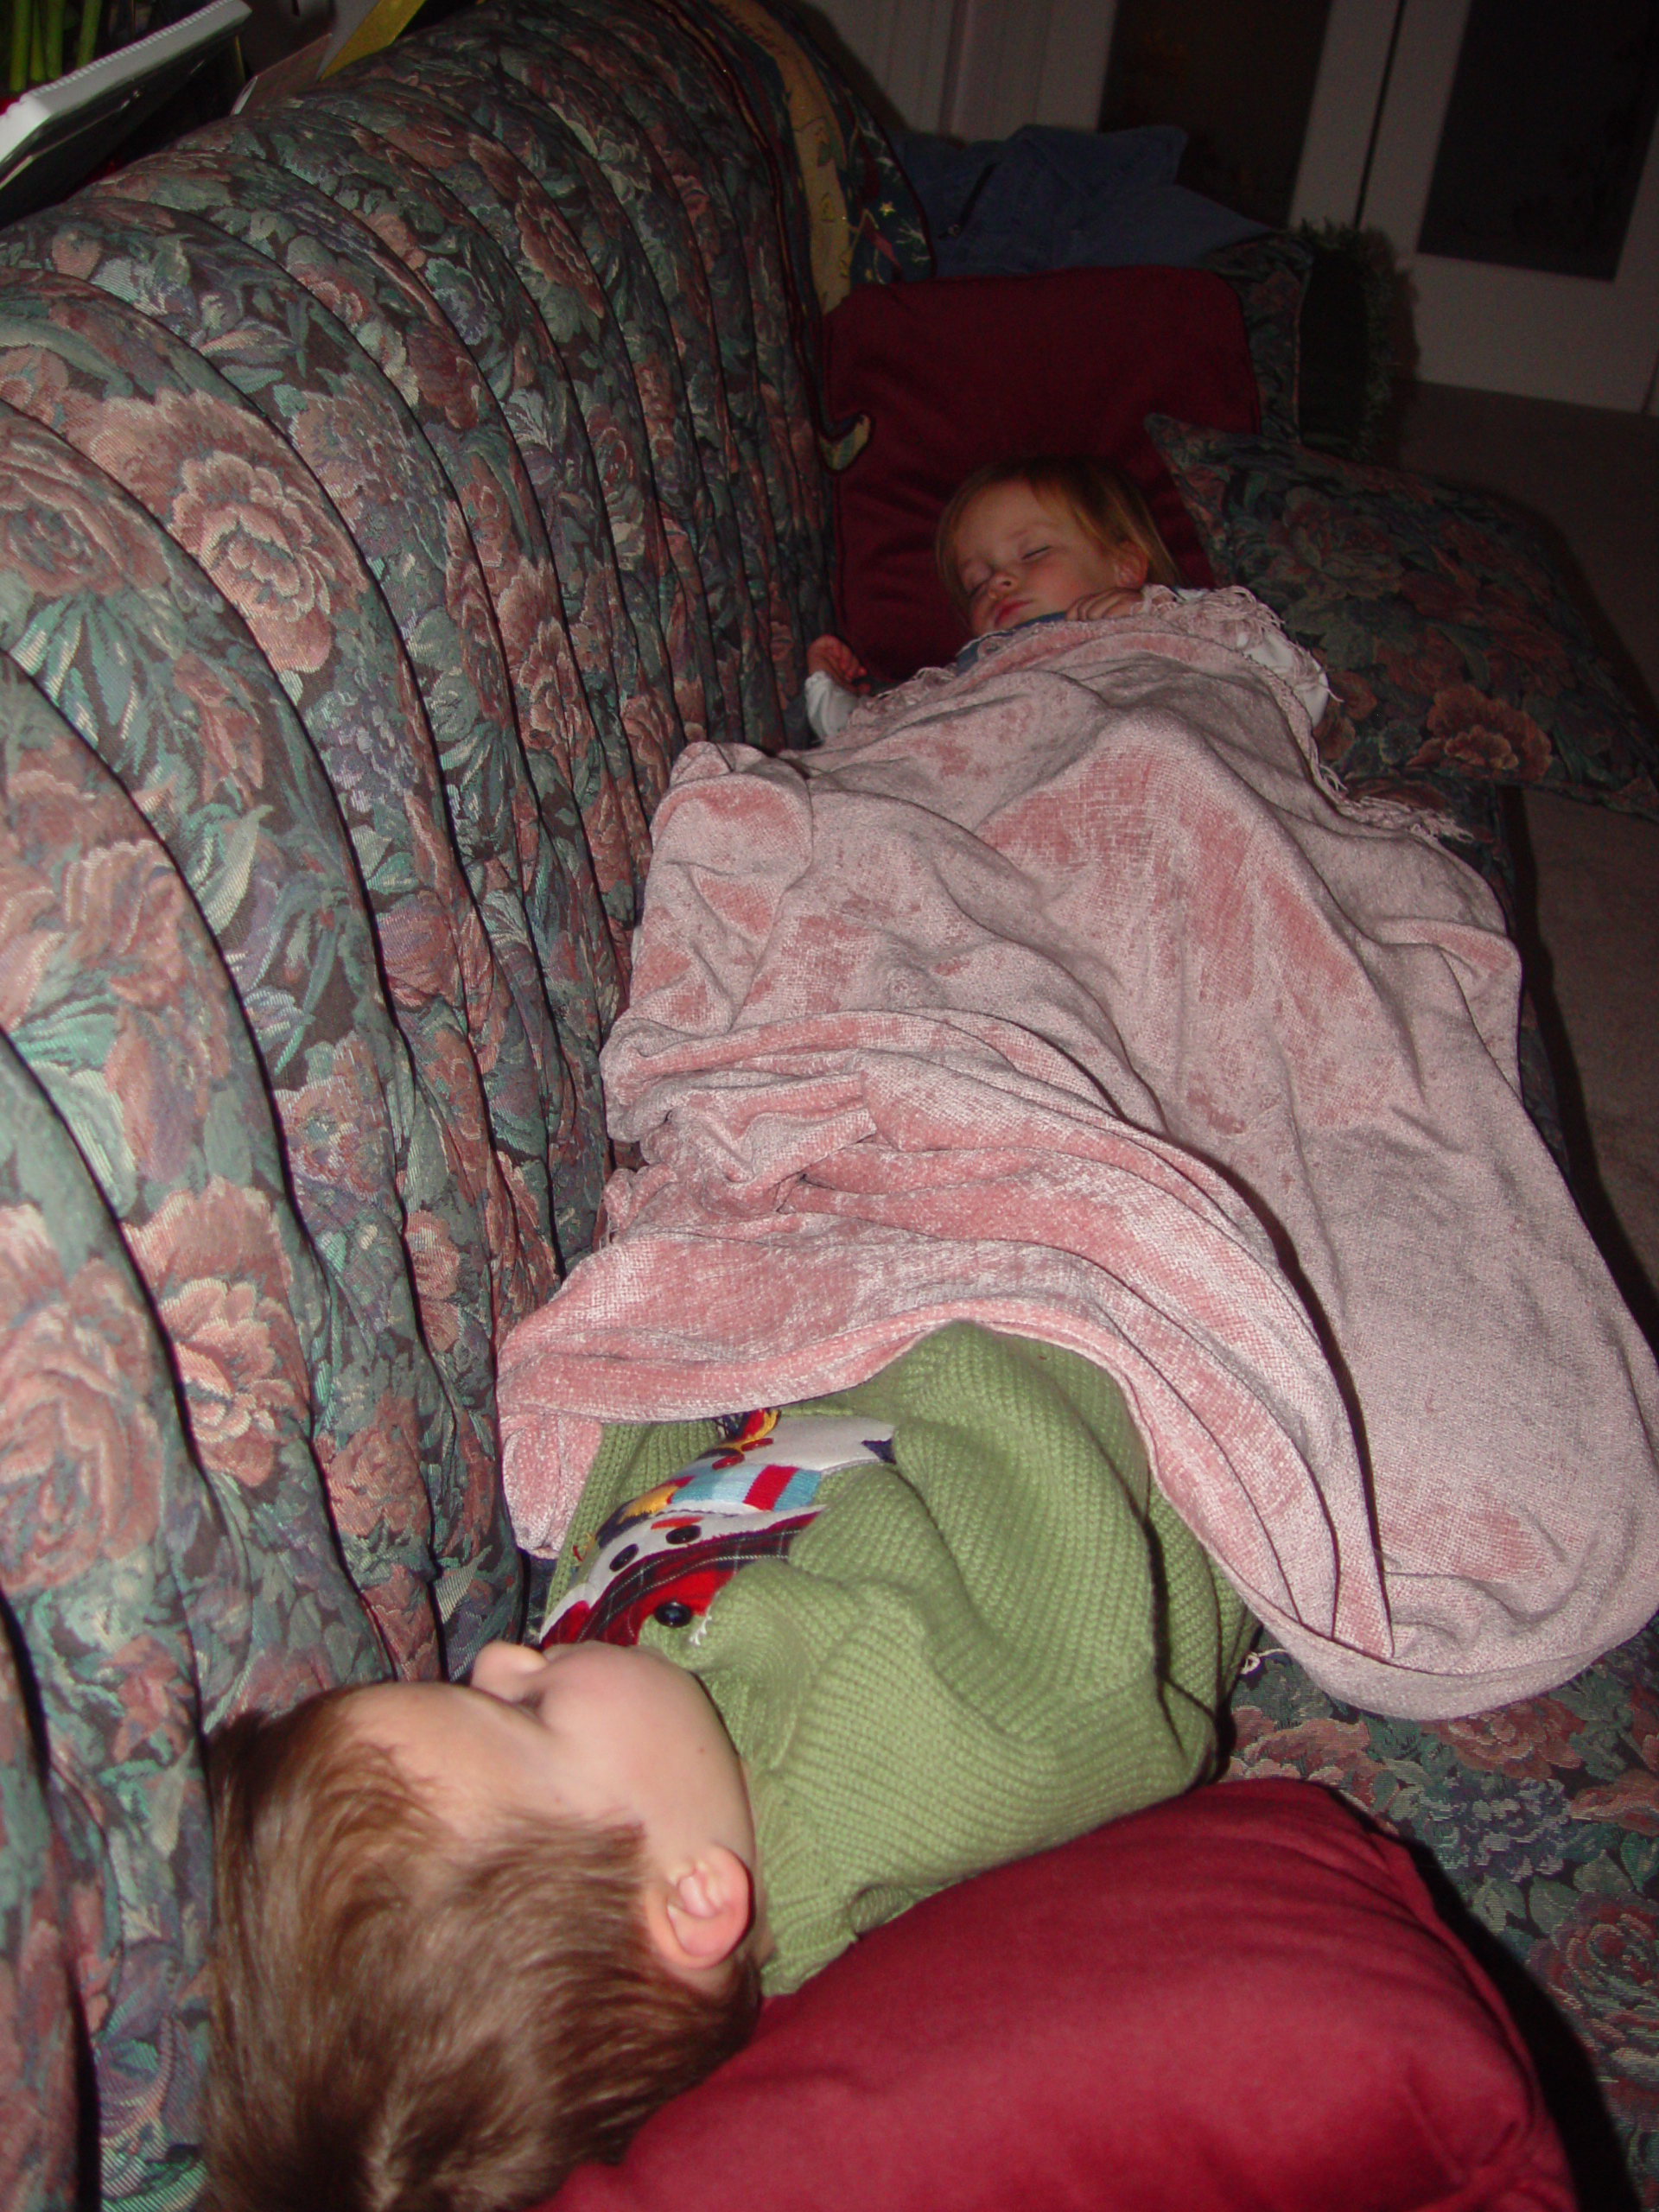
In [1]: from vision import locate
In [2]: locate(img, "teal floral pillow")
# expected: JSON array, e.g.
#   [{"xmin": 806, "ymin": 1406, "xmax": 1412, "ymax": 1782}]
[{"xmin": 1147, "ymin": 418, "xmax": 1659, "ymax": 823}]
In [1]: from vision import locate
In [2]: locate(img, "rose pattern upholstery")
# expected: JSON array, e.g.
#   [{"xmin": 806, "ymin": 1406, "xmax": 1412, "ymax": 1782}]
[
  {"xmin": 0, "ymin": 0, "xmax": 861, "ymax": 2196},
  {"xmin": 1229, "ymin": 1620, "xmax": 1659, "ymax": 2209},
  {"xmin": 0, "ymin": 3, "xmax": 1656, "ymax": 2208}
]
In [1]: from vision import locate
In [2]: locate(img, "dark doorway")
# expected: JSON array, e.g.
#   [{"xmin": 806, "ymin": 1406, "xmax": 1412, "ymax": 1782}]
[{"xmin": 1097, "ymin": 0, "xmax": 1334, "ymax": 229}]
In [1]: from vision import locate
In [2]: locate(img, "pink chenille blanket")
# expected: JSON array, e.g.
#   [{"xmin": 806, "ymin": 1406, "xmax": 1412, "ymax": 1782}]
[{"xmin": 498, "ymin": 592, "xmax": 1659, "ymax": 1719}]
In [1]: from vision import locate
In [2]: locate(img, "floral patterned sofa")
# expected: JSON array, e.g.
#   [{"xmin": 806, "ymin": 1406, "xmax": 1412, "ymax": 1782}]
[{"xmin": 0, "ymin": 1, "xmax": 1653, "ymax": 2206}]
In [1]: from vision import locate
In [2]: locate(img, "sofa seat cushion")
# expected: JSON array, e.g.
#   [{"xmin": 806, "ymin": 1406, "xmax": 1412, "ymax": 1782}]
[{"xmin": 543, "ymin": 1777, "xmax": 1573, "ymax": 2212}]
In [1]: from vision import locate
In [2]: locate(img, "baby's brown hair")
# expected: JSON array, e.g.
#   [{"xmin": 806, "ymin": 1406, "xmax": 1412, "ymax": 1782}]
[
  {"xmin": 936, "ymin": 454, "xmax": 1180, "ymax": 613},
  {"xmin": 205, "ymin": 1690, "xmax": 762, "ymax": 2212}
]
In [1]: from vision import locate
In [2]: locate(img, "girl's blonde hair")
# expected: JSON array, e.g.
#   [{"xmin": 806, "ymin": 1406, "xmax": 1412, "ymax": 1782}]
[{"xmin": 935, "ymin": 455, "xmax": 1181, "ymax": 613}]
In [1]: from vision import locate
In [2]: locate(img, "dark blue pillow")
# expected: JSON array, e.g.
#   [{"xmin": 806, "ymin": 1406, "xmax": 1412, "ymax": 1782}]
[{"xmin": 896, "ymin": 124, "xmax": 1265, "ymax": 277}]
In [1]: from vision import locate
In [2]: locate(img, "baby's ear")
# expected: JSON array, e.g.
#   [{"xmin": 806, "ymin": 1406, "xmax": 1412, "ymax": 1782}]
[
  {"xmin": 1113, "ymin": 541, "xmax": 1151, "ymax": 588},
  {"xmin": 651, "ymin": 1847, "xmax": 753, "ymax": 1975}
]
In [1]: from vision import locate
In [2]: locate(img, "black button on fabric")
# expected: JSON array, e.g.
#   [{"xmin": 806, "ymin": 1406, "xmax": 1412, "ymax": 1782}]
[
  {"xmin": 607, "ymin": 1545, "xmax": 638, "ymax": 1571},
  {"xmin": 664, "ymin": 1523, "xmax": 702, "ymax": 1545},
  {"xmin": 655, "ymin": 1600, "xmax": 694, "ymax": 1626}
]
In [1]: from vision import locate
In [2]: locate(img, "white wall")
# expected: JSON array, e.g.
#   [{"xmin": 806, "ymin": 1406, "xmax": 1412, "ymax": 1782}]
[
  {"xmin": 799, "ymin": 0, "xmax": 960, "ymax": 132},
  {"xmin": 803, "ymin": 0, "xmax": 1119, "ymax": 137},
  {"xmin": 1294, "ymin": 0, "xmax": 1659, "ymax": 410}
]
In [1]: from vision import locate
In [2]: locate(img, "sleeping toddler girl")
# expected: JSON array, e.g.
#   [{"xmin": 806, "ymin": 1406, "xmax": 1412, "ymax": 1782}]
[{"xmin": 802, "ymin": 454, "xmax": 1328, "ymax": 738}]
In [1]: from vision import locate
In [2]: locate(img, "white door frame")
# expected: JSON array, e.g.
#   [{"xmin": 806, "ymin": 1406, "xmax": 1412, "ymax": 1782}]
[{"xmin": 1294, "ymin": 0, "xmax": 1659, "ymax": 410}]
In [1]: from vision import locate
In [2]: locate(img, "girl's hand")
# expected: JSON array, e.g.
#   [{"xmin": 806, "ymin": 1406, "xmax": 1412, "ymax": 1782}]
[
  {"xmin": 807, "ymin": 634, "xmax": 872, "ymax": 691},
  {"xmin": 1068, "ymin": 588, "xmax": 1143, "ymax": 624}
]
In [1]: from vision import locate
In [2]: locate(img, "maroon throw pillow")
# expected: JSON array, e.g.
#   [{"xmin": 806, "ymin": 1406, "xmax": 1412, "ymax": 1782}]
[
  {"xmin": 823, "ymin": 266, "xmax": 1262, "ymax": 684},
  {"xmin": 543, "ymin": 1779, "xmax": 1573, "ymax": 2212}
]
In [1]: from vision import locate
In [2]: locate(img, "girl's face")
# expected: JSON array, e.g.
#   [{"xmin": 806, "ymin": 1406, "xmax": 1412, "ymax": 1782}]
[{"xmin": 951, "ymin": 481, "xmax": 1147, "ymax": 636}]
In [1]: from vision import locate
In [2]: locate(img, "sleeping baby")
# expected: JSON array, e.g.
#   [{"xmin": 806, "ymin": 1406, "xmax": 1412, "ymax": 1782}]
[
  {"xmin": 801, "ymin": 452, "xmax": 1329, "ymax": 740},
  {"xmin": 205, "ymin": 1325, "xmax": 1248, "ymax": 2212}
]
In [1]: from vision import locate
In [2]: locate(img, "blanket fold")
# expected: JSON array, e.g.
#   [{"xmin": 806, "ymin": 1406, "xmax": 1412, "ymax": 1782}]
[{"xmin": 501, "ymin": 592, "xmax": 1659, "ymax": 1719}]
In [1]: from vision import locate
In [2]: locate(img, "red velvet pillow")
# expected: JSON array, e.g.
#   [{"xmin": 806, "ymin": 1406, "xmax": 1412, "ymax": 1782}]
[
  {"xmin": 822, "ymin": 266, "xmax": 1262, "ymax": 684},
  {"xmin": 543, "ymin": 1780, "xmax": 1573, "ymax": 2212}
]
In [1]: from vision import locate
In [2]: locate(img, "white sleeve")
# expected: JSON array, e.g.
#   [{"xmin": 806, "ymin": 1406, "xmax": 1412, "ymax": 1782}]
[
  {"xmin": 804, "ymin": 669, "xmax": 859, "ymax": 741},
  {"xmin": 1241, "ymin": 621, "xmax": 1332, "ymax": 728},
  {"xmin": 1173, "ymin": 588, "xmax": 1332, "ymax": 728}
]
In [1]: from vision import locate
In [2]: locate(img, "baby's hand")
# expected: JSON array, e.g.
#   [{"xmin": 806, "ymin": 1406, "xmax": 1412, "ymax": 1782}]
[
  {"xmin": 807, "ymin": 634, "xmax": 871, "ymax": 691},
  {"xmin": 1068, "ymin": 588, "xmax": 1143, "ymax": 624}
]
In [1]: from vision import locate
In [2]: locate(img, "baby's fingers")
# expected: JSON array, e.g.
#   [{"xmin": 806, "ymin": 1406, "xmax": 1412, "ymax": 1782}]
[
  {"xmin": 808, "ymin": 635, "xmax": 871, "ymax": 690},
  {"xmin": 1069, "ymin": 589, "xmax": 1136, "ymax": 625}
]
